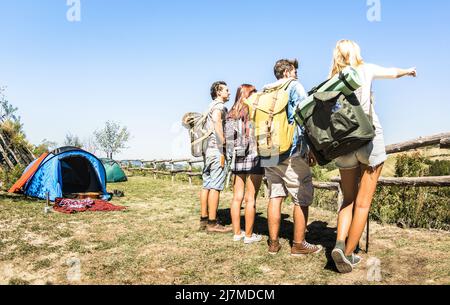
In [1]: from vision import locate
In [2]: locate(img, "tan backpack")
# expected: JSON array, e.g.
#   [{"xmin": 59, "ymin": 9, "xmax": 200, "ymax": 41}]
[{"xmin": 245, "ymin": 79, "xmax": 296, "ymax": 157}]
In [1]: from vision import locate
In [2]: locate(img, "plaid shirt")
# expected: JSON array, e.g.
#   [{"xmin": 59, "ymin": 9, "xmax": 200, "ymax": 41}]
[{"xmin": 227, "ymin": 104, "xmax": 262, "ymax": 173}]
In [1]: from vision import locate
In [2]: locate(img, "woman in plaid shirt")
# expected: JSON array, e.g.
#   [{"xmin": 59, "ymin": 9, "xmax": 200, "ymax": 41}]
[{"xmin": 227, "ymin": 84, "xmax": 265, "ymax": 244}]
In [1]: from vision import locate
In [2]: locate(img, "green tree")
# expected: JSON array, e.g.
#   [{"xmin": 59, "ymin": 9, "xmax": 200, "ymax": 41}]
[
  {"xmin": 82, "ymin": 136, "xmax": 98, "ymax": 155},
  {"xmin": 94, "ymin": 121, "xmax": 130, "ymax": 159},
  {"xmin": 34, "ymin": 139, "xmax": 58, "ymax": 156},
  {"xmin": 0, "ymin": 86, "xmax": 20, "ymax": 123}
]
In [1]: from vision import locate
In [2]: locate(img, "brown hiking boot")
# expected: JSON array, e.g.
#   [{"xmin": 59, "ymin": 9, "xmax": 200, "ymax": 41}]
[
  {"xmin": 268, "ymin": 239, "xmax": 282, "ymax": 255},
  {"xmin": 199, "ymin": 218, "xmax": 208, "ymax": 231},
  {"xmin": 291, "ymin": 241, "xmax": 323, "ymax": 256},
  {"xmin": 206, "ymin": 220, "xmax": 232, "ymax": 233}
]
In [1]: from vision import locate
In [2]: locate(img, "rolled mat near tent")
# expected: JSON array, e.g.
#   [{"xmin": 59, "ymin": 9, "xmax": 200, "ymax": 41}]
[
  {"xmin": 9, "ymin": 147, "xmax": 112, "ymax": 202},
  {"xmin": 100, "ymin": 158, "xmax": 128, "ymax": 183}
]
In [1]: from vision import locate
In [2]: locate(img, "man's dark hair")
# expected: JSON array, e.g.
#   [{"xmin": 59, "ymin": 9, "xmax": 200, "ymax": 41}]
[
  {"xmin": 210, "ymin": 81, "xmax": 227, "ymax": 100},
  {"xmin": 274, "ymin": 59, "xmax": 299, "ymax": 80}
]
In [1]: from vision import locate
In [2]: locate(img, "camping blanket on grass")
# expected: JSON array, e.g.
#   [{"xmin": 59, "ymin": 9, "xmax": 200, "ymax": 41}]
[{"xmin": 54, "ymin": 198, "xmax": 126, "ymax": 214}]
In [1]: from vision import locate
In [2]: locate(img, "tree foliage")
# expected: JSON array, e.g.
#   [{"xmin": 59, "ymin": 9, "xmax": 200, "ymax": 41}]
[
  {"xmin": 426, "ymin": 159, "xmax": 450, "ymax": 176},
  {"xmin": 370, "ymin": 152, "xmax": 450, "ymax": 230},
  {"xmin": 82, "ymin": 136, "xmax": 98, "ymax": 155},
  {"xmin": 94, "ymin": 121, "xmax": 130, "ymax": 159},
  {"xmin": 0, "ymin": 86, "xmax": 20, "ymax": 123},
  {"xmin": 63, "ymin": 133, "xmax": 82, "ymax": 148},
  {"xmin": 33, "ymin": 139, "xmax": 58, "ymax": 156}
]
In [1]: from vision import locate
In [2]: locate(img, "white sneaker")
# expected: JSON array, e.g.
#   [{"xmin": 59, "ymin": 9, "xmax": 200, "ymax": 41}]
[
  {"xmin": 233, "ymin": 231, "xmax": 245, "ymax": 242},
  {"xmin": 244, "ymin": 234, "xmax": 263, "ymax": 245}
]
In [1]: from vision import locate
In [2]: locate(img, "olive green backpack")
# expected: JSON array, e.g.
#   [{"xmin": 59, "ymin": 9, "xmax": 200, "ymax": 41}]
[{"xmin": 295, "ymin": 68, "xmax": 376, "ymax": 165}]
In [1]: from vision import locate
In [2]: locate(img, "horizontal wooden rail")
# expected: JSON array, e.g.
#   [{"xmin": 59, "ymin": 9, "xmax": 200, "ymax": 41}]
[
  {"xmin": 186, "ymin": 172, "xmax": 202, "ymax": 177},
  {"xmin": 441, "ymin": 138, "xmax": 450, "ymax": 149},
  {"xmin": 313, "ymin": 181, "xmax": 340, "ymax": 190},
  {"xmin": 123, "ymin": 158, "xmax": 204, "ymax": 185},
  {"xmin": 121, "ymin": 132, "xmax": 450, "ymax": 188},
  {"xmin": 331, "ymin": 176, "xmax": 450, "ymax": 187},
  {"xmin": 386, "ymin": 133, "xmax": 450, "ymax": 155}
]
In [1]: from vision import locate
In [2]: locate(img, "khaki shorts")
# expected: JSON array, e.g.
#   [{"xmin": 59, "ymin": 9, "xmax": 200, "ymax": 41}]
[{"xmin": 264, "ymin": 154, "xmax": 314, "ymax": 207}]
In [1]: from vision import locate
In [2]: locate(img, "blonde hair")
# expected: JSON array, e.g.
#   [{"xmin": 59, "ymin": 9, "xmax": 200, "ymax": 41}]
[{"xmin": 329, "ymin": 40, "xmax": 364, "ymax": 78}]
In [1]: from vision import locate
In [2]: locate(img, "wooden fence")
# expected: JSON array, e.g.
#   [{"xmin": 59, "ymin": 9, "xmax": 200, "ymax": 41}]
[
  {"xmin": 122, "ymin": 132, "xmax": 450, "ymax": 252},
  {"xmin": 123, "ymin": 132, "xmax": 450, "ymax": 191},
  {"xmin": 122, "ymin": 158, "xmax": 204, "ymax": 185}
]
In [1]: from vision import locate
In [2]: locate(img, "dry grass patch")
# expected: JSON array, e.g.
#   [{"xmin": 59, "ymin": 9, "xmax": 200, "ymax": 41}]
[{"xmin": 0, "ymin": 176, "xmax": 449, "ymax": 285}]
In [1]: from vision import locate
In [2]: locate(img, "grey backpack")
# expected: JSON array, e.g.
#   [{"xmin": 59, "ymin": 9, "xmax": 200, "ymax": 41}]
[{"xmin": 182, "ymin": 102, "xmax": 221, "ymax": 158}]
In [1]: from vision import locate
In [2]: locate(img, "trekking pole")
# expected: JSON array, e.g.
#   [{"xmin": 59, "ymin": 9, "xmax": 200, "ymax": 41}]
[{"xmin": 366, "ymin": 216, "xmax": 370, "ymax": 253}]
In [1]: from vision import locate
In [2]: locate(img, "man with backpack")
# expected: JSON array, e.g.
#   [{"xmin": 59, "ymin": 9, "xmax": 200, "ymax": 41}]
[
  {"xmin": 246, "ymin": 59, "xmax": 323, "ymax": 255},
  {"xmin": 199, "ymin": 81, "xmax": 233, "ymax": 233}
]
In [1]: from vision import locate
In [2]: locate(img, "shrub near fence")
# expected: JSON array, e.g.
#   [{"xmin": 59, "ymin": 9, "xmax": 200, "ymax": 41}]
[{"xmin": 371, "ymin": 153, "xmax": 450, "ymax": 230}]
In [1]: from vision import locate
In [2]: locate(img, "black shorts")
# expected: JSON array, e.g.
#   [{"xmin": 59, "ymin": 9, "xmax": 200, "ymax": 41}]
[{"xmin": 232, "ymin": 167, "xmax": 265, "ymax": 176}]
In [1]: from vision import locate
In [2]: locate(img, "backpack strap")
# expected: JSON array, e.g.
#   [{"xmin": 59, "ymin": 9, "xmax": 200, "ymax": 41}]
[
  {"xmin": 251, "ymin": 93, "xmax": 262, "ymax": 121},
  {"xmin": 281, "ymin": 78, "xmax": 296, "ymax": 91},
  {"xmin": 266, "ymin": 91, "xmax": 279, "ymax": 149},
  {"xmin": 204, "ymin": 100, "xmax": 224, "ymax": 131},
  {"xmin": 192, "ymin": 101, "xmax": 224, "ymax": 150},
  {"xmin": 266, "ymin": 79, "xmax": 296, "ymax": 148},
  {"xmin": 308, "ymin": 78, "xmax": 329, "ymax": 95},
  {"xmin": 207, "ymin": 100, "xmax": 223, "ymax": 117},
  {"xmin": 355, "ymin": 87, "xmax": 375, "ymax": 128},
  {"xmin": 369, "ymin": 91, "xmax": 374, "ymax": 125},
  {"xmin": 339, "ymin": 71, "xmax": 358, "ymax": 92}
]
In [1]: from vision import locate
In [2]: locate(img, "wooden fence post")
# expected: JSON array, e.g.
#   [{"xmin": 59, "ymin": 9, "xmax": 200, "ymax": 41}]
[
  {"xmin": 337, "ymin": 185, "xmax": 344, "ymax": 212},
  {"xmin": 171, "ymin": 161, "xmax": 175, "ymax": 183},
  {"xmin": 225, "ymin": 171, "xmax": 232, "ymax": 191},
  {"xmin": 188, "ymin": 162, "xmax": 193, "ymax": 186},
  {"xmin": 263, "ymin": 177, "xmax": 269, "ymax": 199}
]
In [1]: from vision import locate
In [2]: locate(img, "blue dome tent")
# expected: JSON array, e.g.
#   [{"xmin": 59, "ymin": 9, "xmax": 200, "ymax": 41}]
[{"xmin": 12, "ymin": 147, "xmax": 111, "ymax": 202}]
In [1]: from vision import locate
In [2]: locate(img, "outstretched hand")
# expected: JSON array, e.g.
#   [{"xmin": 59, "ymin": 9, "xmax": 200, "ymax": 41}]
[{"xmin": 408, "ymin": 67, "xmax": 417, "ymax": 77}]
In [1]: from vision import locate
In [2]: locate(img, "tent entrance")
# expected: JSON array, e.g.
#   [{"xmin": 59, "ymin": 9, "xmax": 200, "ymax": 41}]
[{"xmin": 60, "ymin": 156, "xmax": 103, "ymax": 195}]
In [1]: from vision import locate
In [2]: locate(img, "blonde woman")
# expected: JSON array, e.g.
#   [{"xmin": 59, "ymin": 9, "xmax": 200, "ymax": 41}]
[{"xmin": 329, "ymin": 40, "xmax": 417, "ymax": 273}]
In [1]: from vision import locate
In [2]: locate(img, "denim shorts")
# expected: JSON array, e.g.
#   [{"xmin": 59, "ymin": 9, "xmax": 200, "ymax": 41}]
[
  {"xmin": 335, "ymin": 132, "xmax": 387, "ymax": 170},
  {"xmin": 202, "ymin": 153, "xmax": 228, "ymax": 191}
]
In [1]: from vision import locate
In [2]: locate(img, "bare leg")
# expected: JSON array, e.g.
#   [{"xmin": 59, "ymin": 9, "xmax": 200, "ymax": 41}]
[
  {"xmin": 336, "ymin": 168, "xmax": 360, "ymax": 242},
  {"xmin": 231, "ymin": 174, "xmax": 246, "ymax": 235},
  {"xmin": 208, "ymin": 189, "xmax": 221, "ymax": 221},
  {"xmin": 345, "ymin": 164, "xmax": 383, "ymax": 256},
  {"xmin": 268, "ymin": 197, "xmax": 283, "ymax": 241},
  {"xmin": 244, "ymin": 175, "xmax": 263, "ymax": 237},
  {"xmin": 200, "ymin": 189, "xmax": 209, "ymax": 218},
  {"xmin": 293, "ymin": 206, "xmax": 309, "ymax": 243}
]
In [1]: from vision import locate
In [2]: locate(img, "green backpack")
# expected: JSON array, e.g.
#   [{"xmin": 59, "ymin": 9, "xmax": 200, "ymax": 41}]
[{"xmin": 295, "ymin": 68, "xmax": 376, "ymax": 165}]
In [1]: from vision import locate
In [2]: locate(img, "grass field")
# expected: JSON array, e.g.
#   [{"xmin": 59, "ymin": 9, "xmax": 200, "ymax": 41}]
[{"xmin": 0, "ymin": 176, "xmax": 449, "ymax": 285}]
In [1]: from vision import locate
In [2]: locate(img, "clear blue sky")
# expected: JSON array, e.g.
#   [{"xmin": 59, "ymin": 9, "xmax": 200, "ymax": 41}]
[{"xmin": 1, "ymin": 0, "xmax": 449, "ymax": 160}]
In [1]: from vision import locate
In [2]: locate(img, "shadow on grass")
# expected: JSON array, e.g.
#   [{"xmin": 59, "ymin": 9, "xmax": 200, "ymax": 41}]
[
  {"xmin": 307, "ymin": 221, "xmax": 339, "ymax": 272},
  {"xmin": 0, "ymin": 192, "xmax": 41, "ymax": 203},
  {"xmin": 217, "ymin": 208, "xmax": 293, "ymax": 239},
  {"xmin": 217, "ymin": 207, "xmax": 342, "ymax": 271}
]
